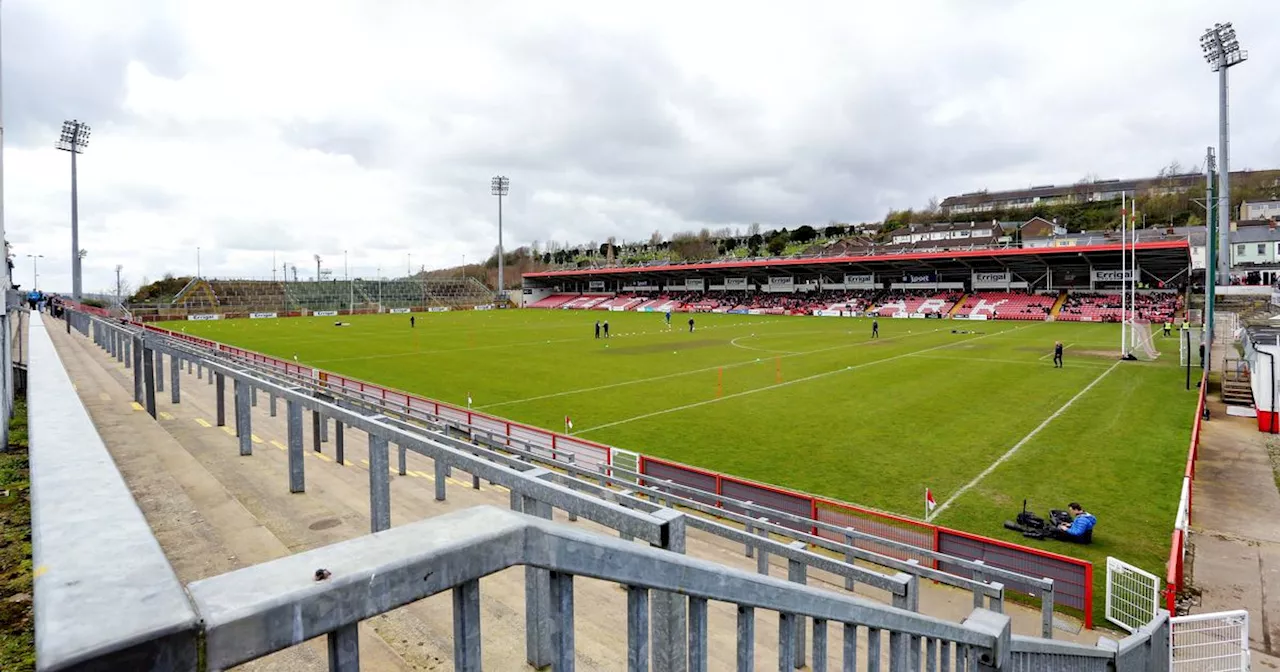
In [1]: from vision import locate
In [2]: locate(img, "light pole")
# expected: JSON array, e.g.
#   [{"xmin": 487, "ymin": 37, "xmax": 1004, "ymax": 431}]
[
  {"xmin": 377, "ymin": 266, "xmax": 382, "ymax": 312},
  {"xmin": 344, "ymin": 249, "xmax": 353, "ymax": 312},
  {"xmin": 1201, "ymin": 22, "xmax": 1247, "ymax": 285},
  {"xmin": 56, "ymin": 119, "xmax": 91, "ymax": 300},
  {"xmin": 25, "ymin": 254, "xmax": 42, "ymax": 292},
  {"xmin": 491, "ymin": 175, "xmax": 509, "ymax": 301},
  {"xmin": 115, "ymin": 264, "xmax": 123, "ymax": 307},
  {"xmin": 197, "ymin": 246, "xmax": 201, "ymax": 278}
]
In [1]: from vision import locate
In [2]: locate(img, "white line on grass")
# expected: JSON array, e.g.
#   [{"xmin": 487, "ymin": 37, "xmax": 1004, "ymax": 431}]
[
  {"xmin": 477, "ymin": 326, "xmax": 951, "ymax": 410},
  {"xmin": 912, "ymin": 353, "xmax": 1107, "ymax": 368},
  {"xmin": 926, "ymin": 359, "xmax": 1121, "ymax": 521},
  {"xmin": 572, "ymin": 325, "xmax": 1031, "ymax": 436}
]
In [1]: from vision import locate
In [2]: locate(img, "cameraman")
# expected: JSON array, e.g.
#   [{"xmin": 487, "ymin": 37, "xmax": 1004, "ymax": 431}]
[{"xmin": 1055, "ymin": 503, "xmax": 1096, "ymax": 542}]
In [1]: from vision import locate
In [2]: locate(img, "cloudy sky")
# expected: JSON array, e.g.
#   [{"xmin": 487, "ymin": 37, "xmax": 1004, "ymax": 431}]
[{"xmin": 3, "ymin": 0, "xmax": 1278, "ymax": 294}]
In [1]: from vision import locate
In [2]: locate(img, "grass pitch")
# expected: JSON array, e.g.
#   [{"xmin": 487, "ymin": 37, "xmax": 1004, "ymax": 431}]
[{"xmin": 163, "ymin": 310, "xmax": 1196, "ymax": 617}]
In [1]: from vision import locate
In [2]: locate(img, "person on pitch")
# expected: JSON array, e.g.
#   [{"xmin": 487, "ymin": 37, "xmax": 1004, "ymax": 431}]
[
  {"xmin": 1052, "ymin": 341, "xmax": 1064, "ymax": 368},
  {"xmin": 871, "ymin": 319, "xmax": 879, "ymax": 338},
  {"xmin": 1054, "ymin": 502, "xmax": 1096, "ymax": 542}
]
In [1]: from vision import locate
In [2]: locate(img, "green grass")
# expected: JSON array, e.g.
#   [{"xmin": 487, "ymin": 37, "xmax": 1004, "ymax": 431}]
[
  {"xmin": 163, "ymin": 310, "xmax": 1196, "ymax": 623},
  {"xmin": 0, "ymin": 398, "xmax": 33, "ymax": 672}
]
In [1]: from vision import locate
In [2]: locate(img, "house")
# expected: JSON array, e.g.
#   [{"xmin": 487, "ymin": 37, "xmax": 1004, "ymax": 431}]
[
  {"xmin": 941, "ymin": 170, "xmax": 1280, "ymax": 215},
  {"xmin": 1242, "ymin": 200, "xmax": 1280, "ymax": 221},
  {"xmin": 1229, "ymin": 222, "xmax": 1280, "ymax": 268},
  {"xmin": 1018, "ymin": 217, "xmax": 1069, "ymax": 248}
]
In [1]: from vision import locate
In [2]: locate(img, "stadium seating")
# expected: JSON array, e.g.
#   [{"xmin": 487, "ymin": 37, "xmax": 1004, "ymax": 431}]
[
  {"xmin": 1056, "ymin": 291, "xmax": 1182, "ymax": 324},
  {"xmin": 954, "ymin": 292, "xmax": 1055, "ymax": 321},
  {"xmin": 528, "ymin": 293, "xmax": 579, "ymax": 309},
  {"xmin": 869, "ymin": 291, "xmax": 962, "ymax": 317}
]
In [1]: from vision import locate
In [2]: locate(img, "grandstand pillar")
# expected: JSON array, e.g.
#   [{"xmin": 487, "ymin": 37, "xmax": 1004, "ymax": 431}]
[
  {"xmin": 334, "ymin": 421, "xmax": 344, "ymax": 464},
  {"xmin": 312, "ymin": 411, "xmax": 321, "ymax": 453},
  {"xmin": 650, "ymin": 508, "xmax": 688, "ymax": 672},
  {"xmin": 169, "ymin": 352, "xmax": 180, "ymax": 405},
  {"xmin": 215, "ymin": 373, "xmax": 225, "ymax": 426},
  {"xmin": 236, "ymin": 382, "xmax": 252, "ymax": 456},
  {"xmin": 287, "ymin": 399, "xmax": 305, "ymax": 493},
  {"xmin": 142, "ymin": 344, "xmax": 156, "ymax": 419},
  {"xmin": 522, "ymin": 495, "xmax": 554, "ymax": 668},
  {"xmin": 154, "ymin": 350, "xmax": 163, "ymax": 393},
  {"xmin": 368, "ymin": 434, "xmax": 391, "ymax": 532},
  {"xmin": 787, "ymin": 541, "xmax": 808, "ymax": 668}
]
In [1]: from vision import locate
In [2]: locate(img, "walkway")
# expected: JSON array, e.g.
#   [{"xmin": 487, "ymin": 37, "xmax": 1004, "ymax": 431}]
[
  {"xmin": 45, "ymin": 318, "xmax": 1094, "ymax": 669},
  {"xmin": 1186, "ymin": 326, "xmax": 1280, "ymax": 669}
]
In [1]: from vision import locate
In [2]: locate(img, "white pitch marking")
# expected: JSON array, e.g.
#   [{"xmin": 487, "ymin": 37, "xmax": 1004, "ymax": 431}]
[
  {"xmin": 478, "ymin": 327, "xmax": 952, "ymax": 410},
  {"xmin": 927, "ymin": 359, "xmax": 1121, "ymax": 520},
  {"xmin": 573, "ymin": 326, "xmax": 1031, "ymax": 435},
  {"xmin": 1038, "ymin": 342, "xmax": 1074, "ymax": 361}
]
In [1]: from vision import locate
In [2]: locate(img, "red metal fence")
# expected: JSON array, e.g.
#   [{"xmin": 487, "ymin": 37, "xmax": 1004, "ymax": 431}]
[
  {"xmin": 118, "ymin": 312, "xmax": 1097, "ymax": 626},
  {"xmin": 1166, "ymin": 368, "xmax": 1208, "ymax": 613},
  {"xmin": 639, "ymin": 454, "xmax": 1094, "ymax": 627}
]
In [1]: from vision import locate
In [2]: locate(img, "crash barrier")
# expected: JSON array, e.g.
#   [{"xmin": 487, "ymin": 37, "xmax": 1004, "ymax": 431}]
[
  {"xmin": 36, "ymin": 312, "xmax": 1176, "ymax": 671},
  {"xmin": 80, "ymin": 307, "xmax": 1086, "ymax": 629},
  {"xmin": 1166, "ymin": 366, "xmax": 1208, "ymax": 614}
]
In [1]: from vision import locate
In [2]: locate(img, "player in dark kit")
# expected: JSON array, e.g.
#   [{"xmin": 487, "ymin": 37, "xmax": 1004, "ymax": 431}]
[
  {"xmin": 688, "ymin": 317, "xmax": 695, "ymax": 332},
  {"xmin": 603, "ymin": 320, "xmax": 610, "ymax": 338},
  {"xmin": 594, "ymin": 321, "xmax": 601, "ymax": 339},
  {"xmin": 410, "ymin": 316, "xmax": 415, "ymax": 328},
  {"xmin": 1052, "ymin": 341, "xmax": 1064, "ymax": 368},
  {"xmin": 871, "ymin": 319, "xmax": 879, "ymax": 338}
]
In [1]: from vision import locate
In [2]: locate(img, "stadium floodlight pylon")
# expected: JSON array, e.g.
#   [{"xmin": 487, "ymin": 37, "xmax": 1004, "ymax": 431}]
[
  {"xmin": 1201, "ymin": 22, "xmax": 1246, "ymax": 284},
  {"xmin": 491, "ymin": 175, "xmax": 509, "ymax": 302},
  {"xmin": 56, "ymin": 119, "xmax": 91, "ymax": 300}
]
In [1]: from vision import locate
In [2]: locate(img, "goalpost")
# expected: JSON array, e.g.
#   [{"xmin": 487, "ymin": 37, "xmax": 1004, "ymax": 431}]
[{"xmin": 1179, "ymin": 328, "xmax": 1203, "ymax": 367}]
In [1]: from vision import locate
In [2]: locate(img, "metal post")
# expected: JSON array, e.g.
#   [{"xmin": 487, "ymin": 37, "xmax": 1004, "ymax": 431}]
[
  {"xmin": 453, "ymin": 580, "xmax": 482, "ymax": 671},
  {"xmin": 549, "ymin": 571, "xmax": 575, "ymax": 670},
  {"xmin": 312, "ymin": 411, "xmax": 321, "ymax": 452},
  {"xmin": 335, "ymin": 421, "xmax": 344, "ymax": 464},
  {"xmin": 142, "ymin": 345, "xmax": 156, "ymax": 419},
  {"xmin": 71, "ymin": 146, "xmax": 81, "ymax": 300},
  {"xmin": 651, "ymin": 509, "xmax": 688, "ymax": 672},
  {"xmin": 756, "ymin": 518, "xmax": 770, "ymax": 575},
  {"xmin": 232, "ymin": 379, "xmax": 241, "ymax": 438},
  {"xmin": 326, "ymin": 623, "xmax": 359, "ymax": 672},
  {"xmin": 1217, "ymin": 66, "xmax": 1231, "ymax": 283},
  {"xmin": 523, "ymin": 495, "xmax": 554, "ymax": 667},
  {"xmin": 368, "ymin": 434, "xmax": 391, "ymax": 532},
  {"xmin": 435, "ymin": 458, "xmax": 447, "ymax": 501},
  {"xmin": 398, "ymin": 444, "xmax": 407, "ymax": 476},
  {"xmin": 236, "ymin": 382, "xmax": 252, "ymax": 456},
  {"xmin": 287, "ymin": 399, "xmax": 304, "ymax": 493},
  {"xmin": 215, "ymin": 373, "xmax": 225, "ymax": 426},
  {"xmin": 320, "ymin": 415, "xmax": 329, "ymax": 442},
  {"xmin": 169, "ymin": 352, "xmax": 180, "ymax": 404},
  {"xmin": 812, "ymin": 619, "xmax": 828, "ymax": 672},
  {"xmin": 628, "ymin": 587, "xmax": 650, "ymax": 672},
  {"xmin": 787, "ymin": 541, "xmax": 808, "ymax": 669},
  {"xmin": 737, "ymin": 605, "xmax": 755, "ymax": 672},
  {"xmin": 269, "ymin": 392, "xmax": 277, "ymax": 417},
  {"xmin": 154, "ymin": 349, "xmax": 163, "ymax": 392},
  {"xmin": 688, "ymin": 596, "xmax": 708, "ymax": 672},
  {"xmin": 132, "ymin": 337, "xmax": 143, "ymax": 403}
]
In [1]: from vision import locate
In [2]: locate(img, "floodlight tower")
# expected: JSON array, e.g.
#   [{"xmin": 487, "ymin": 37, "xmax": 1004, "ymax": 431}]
[
  {"xmin": 1201, "ymin": 22, "xmax": 1247, "ymax": 284},
  {"xmin": 314, "ymin": 254, "xmax": 322, "ymax": 283},
  {"xmin": 55, "ymin": 119, "xmax": 91, "ymax": 300},
  {"xmin": 115, "ymin": 264, "xmax": 123, "ymax": 307},
  {"xmin": 25, "ymin": 254, "xmax": 42, "ymax": 291},
  {"xmin": 491, "ymin": 175, "xmax": 509, "ymax": 301}
]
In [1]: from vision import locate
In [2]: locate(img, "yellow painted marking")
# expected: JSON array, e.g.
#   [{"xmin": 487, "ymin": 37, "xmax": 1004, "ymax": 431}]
[
  {"xmin": 270, "ymin": 440, "xmax": 287, "ymax": 451},
  {"xmin": 195, "ymin": 418, "xmax": 212, "ymax": 427},
  {"xmin": 251, "ymin": 434, "xmax": 264, "ymax": 444},
  {"xmin": 315, "ymin": 453, "xmax": 332, "ymax": 462},
  {"xmin": 360, "ymin": 459, "xmax": 369, "ymax": 465},
  {"xmin": 492, "ymin": 484, "xmax": 509, "ymax": 493},
  {"xmin": 72, "ymin": 383, "xmax": 78, "ymax": 391},
  {"xmin": 447, "ymin": 478, "xmax": 470, "ymax": 488},
  {"xmin": 221, "ymin": 426, "xmax": 236, "ymax": 437},
  {"xmin": 159, "ymin": 412, "xmax": 174, "ymax": 420},
  {"xmin": 98, "ymin": 393, "xmax": 111, "ymax": 402},
  {"xmin": 34, "ymin": 565, "xmax": 48, "ymax": 578},
  {"xmin": 130, "ymin": 402, "xmax": 144, "ymax": 411}
]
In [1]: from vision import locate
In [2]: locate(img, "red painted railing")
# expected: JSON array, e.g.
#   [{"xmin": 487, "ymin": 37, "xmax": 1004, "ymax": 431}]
[{"xmin": 1166, "ymin": 367, "xmax": 1209, "ymax": 613}]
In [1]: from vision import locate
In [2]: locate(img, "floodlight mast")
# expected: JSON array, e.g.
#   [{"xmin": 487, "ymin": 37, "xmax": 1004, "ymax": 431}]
[
  {"xmin": 1201, "ymin": 22, "xmax": 1247, "ymax": 286},
  {"xmin": 55, "ymin": 119, "xmax": 91, "ymax": 300},
  {"xmin": 491, "ymin": 175, "xmax": 509, "ymax": 302}
]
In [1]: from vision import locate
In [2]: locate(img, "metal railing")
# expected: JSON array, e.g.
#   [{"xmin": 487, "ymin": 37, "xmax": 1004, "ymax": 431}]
[
  {"xmin": 76, "ymin": 309, "xmax": 1082, "ymax": 636},
  {"xmin": 41, "ymin": 311, "xmax": 1179, "ymax": 670}
]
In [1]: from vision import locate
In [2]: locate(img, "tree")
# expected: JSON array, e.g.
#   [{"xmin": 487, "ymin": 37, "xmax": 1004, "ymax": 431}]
[
  {"xmin": 824, "ymin": 225, "xmax": 843, "ymax": 238},
  {"xmin": 542, "ymin": 252, "xmax": 552, "ymax": 264},
  {"xmin": 748, "ymin": 222, "xmax": 761, "ymax": 238},
  {"xmin": 747, "ymin": 233, "xmax": 764, "ymax": 250},
  {"xmin": 1158, "ymin": 160, "xmax": 1185, "ymax": 178},
  {"xmin": 649, "ymin": 230, "xmax": 663, "ymax": 247},
  {"xmin": 791, "ymin": 225, "xmax": 818, "ymax": 243},
  {"xmin": 766, "ymin": 236, "xmax": 787, "ymax": 256}
]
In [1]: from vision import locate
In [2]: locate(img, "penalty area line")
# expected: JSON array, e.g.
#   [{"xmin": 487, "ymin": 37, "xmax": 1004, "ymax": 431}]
[{"xmin": 926, "ymin": 358, "xmax": 1121, "ymax": 521}]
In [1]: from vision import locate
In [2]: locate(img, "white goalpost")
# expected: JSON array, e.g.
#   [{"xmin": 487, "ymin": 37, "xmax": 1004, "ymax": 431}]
[{"xmin": 1129, "ymin": 320, "xmax": 1160, "ymax": 361}]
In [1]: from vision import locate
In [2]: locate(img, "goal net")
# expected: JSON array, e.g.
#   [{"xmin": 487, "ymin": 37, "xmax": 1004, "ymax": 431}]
[
  {"xmin": 1179, "ymin": 328, "xmax": 1204, "ymax": 367},
  {"xmin": 1129, "ymin": 320, "xmax": 1160, "ymax": 361}
]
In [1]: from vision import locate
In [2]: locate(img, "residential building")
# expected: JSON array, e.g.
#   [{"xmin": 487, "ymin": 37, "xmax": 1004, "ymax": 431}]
[
  {"xmin": 1242, "ymin": 200, "xmax": 1280, "ymax": 221},
  {"xmin": 941, "ymin": 169, "xmax": 1280, "ymax": 215},
  {"xmin": 1229, "ymin": 222, "xmax": 1280, "ymax": 268}
]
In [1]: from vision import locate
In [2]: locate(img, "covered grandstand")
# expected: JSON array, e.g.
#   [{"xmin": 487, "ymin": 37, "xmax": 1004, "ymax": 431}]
[{"xmin": 521, "ymin": 239, "xmax": 1194, "ymax": 323}]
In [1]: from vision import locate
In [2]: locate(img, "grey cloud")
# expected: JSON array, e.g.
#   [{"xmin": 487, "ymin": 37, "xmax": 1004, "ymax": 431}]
[{"xmin": 4, "ymin": 0, "xmax": 190, "ymax": 148}]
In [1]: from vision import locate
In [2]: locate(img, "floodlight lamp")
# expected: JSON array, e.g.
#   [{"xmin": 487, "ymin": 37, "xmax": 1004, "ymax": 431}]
[{"xmin": 490, "ymin": 175, "xmax": 509, "ymax": 196}]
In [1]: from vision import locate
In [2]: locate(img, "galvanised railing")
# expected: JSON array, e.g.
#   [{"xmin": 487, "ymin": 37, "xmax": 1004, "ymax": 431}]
[
  {"xmin": 77, "ymin": 311, "xmax": 1076, "ymax": 636},
  {"xmin": 46, "ymin": 310, "xmax": 1173, "ymax": 671}
]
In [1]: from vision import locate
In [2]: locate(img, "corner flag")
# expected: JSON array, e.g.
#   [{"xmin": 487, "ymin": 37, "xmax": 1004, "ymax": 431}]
[
  {"xmin": 925, "ymin": 488, "xmax": 937, "ymax": 519},
  {"xmin": 565, "ymin": 415, "xmax": 573, "ymax": 432},
  {"xmin": 467, "ymin": 393, "xmax": 472, "ymax": 408}
]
